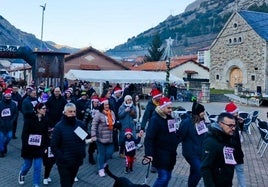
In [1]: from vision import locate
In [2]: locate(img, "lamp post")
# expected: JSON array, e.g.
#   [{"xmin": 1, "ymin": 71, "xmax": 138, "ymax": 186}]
[
  {"xmin": 40, "ymin": 3, "xmax": 46, "ymax": 51},
  {"xmin": 164, "ymin": 58, "xmax": 171, "ymax": 96}
]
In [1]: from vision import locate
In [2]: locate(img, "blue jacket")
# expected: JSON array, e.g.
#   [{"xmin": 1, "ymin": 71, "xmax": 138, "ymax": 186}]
[{"xmin": 178, "ymin": 114, "xmax": 207, "ymax": 159}]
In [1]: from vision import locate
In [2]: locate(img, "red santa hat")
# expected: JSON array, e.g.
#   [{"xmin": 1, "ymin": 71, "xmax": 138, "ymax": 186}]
[
  {"xmin": 99, "ymin": 97, "xmax": 109, "ymax": 104},
  {"xmin": 91, "ymin": 95, "xmax": 100, "ymax": 102},
  {"xmin": 114, "ymin": 87, "xmax": 122, "ymax": 94},
  {"xmin": 151, "ymin": 89, "xmax": 162, "ymax": 99},
  {"xmin": 125, "ymin": 128, "xmax": 133, "ymax": 136},
  {"xmin": 3, "ymin": 88, "xmax": 12, "ymax": 97},
  {"xmin": 225, "ymin": 102, "xmax": 239, "ymax": 114},
  {"xmin": 159, "ymin": 97, "xmax": 172, "ymax": 108}
]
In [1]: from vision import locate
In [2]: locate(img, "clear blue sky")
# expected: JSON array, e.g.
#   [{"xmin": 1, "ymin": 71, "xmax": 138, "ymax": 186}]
[{"xmin": 0, "ymin": 0, "xmax": 195, "ymax": 50}]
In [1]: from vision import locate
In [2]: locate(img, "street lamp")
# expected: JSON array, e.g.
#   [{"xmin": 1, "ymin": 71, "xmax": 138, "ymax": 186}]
[
  {"xmin": 40, "ymin": 3, "xmax": 46, "ymax": 51},
  {"xmin": 164, "ymin": 58, "xmax": 171, "ymax": 96}
]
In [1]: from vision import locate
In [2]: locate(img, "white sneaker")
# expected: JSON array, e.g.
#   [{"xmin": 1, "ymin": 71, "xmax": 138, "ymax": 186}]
[
  {"xmin": 74, "ymin": 177, "xmax": 79, "ymax": 182},
  {"xmin": 47, "ymin": 177, "xmax": 52, "ymax": 182},
  {"xmin": 18, "ymin": 172, "xmax": 25, "ymax": 185},
  {"xmin": 98, "ymin": 169, "xmax": 105, "ymax": 177},
  {"xmin": 43, "ymin": 178, "xmax": 48, "ymax": 185}
]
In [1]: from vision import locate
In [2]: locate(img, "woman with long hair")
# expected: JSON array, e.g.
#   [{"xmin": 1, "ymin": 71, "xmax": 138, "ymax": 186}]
[
  {"xmin": 178, "ymin": 102, "xmax": 208, "ymax": 187},
  {"xmin": 91, "ymin": 97, "xmax": 115, "ymax": 177}
]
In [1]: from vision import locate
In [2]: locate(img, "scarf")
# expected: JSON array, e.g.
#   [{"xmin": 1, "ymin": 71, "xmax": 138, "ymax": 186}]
[{"xmin": 104, "ymin": 109, "xmax": 114, "ymax": 130}]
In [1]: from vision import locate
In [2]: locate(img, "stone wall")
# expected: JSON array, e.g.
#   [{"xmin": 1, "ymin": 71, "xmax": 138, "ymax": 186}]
[{"xmin": 210, "ymin": 12, "xmax": 267, "ymax": 93}]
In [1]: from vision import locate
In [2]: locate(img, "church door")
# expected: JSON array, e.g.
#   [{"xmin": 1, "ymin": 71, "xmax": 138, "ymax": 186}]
[{"xmin": 229, "ymin": 68, "xmax": 243, "ymax": 88}]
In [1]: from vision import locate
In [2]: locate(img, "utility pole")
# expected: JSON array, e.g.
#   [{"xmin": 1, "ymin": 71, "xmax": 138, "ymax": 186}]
[{"xmin": 40, "ymin": 3, "xmax": 46, "ymax": 51}]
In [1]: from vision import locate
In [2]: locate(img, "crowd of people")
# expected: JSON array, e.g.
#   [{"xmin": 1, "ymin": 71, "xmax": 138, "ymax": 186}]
[{"xmin": 0, "ymin": 80, "xmax": 247, "ymax": 187}]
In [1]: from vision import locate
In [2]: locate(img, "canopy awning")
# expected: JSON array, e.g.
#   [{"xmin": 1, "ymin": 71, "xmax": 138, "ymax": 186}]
[{"xmin": 65, "ymin": 70, "xmax": 184, "ymax": 84}]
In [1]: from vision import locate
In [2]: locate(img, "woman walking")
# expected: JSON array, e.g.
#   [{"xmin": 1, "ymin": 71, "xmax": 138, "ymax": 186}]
[
  {"xmin": 91, "ymin": 97, "xmax": 115, "ymax": 177},
  {"xmin": 18, "ymin": 103, "xmax": 49, "ymax": 187}
]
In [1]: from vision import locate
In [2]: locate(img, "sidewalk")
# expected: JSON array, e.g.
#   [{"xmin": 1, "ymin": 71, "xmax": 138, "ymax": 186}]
[{"xmin": 0, "ymin": 101, "xmax": 268, "ymax": 186}]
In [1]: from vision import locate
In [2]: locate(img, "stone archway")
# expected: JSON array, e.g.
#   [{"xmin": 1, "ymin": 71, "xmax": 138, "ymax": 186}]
[{"xmin": 229, "ymin": 67, "xmax": 243, "ymax": 88}]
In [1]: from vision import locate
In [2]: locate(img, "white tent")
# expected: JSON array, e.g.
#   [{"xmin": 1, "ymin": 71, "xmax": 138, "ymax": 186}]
[{"xmin": 65, "ymin": 70, "xmax": 184, "ymax": 84}]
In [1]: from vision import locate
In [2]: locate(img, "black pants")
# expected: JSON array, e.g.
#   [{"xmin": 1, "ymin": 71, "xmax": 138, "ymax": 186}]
[
  {"xmin": 57, "ymin": 165, "xmax": 79, "ymax": 187},
  {"xmin": 113, "ymin": 129, "xmax": 119, "ymax": 152},
  {"xmin": 12, "ymin": 115, "xmax": 18, "ymax": 137}
]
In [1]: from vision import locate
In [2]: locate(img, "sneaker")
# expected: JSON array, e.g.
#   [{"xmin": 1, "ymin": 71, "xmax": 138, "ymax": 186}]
[
  {"xmin": 74, "ymin": 177, "xmax": 79, "ymax": 182},
  {"xmin": 18, "ymin": 172, "xmax": 25, "ymax": 185},
  {"xmin": 43, "ymin": 178, "xmax": 48, "ymax": 185},
  {"xmin": 98, "ymin": 169, "xmax": 105, "ymax": 177},
  {"xmin": 47, "ymin": 177, "xmax": 52, "ymax": 182}
]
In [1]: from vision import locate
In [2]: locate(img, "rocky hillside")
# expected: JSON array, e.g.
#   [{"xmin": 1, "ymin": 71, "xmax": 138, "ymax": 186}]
[
  {"xmin": 106, "ymin": 0, "xmax": 268, "ymax": 58},
  {"xmin": 0, "ymin": 16, "xmax": 78, "ymax": 54}
]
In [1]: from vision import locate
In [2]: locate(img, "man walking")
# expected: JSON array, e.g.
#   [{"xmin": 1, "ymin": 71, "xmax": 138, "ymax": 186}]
[
  {"xmin": 0, "ymin": 89, "xmax": 18, "ymax": 157},
  {"xmin": 144, "ymin": 97, "xmax": 180, "ymax": 187},
  {"xmin": 51, "ymin": 103, "xmax": 86, "ymax": 187},
  {"xmin": 201, "ymin": 112, "xmax": 236, "ymax": 187}
]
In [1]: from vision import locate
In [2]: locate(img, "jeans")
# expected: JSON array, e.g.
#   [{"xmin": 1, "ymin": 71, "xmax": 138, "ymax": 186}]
[
  {"xmin": 20, "ymin": 158, "xmax": 43, "ymax": 186},
  {"xmin": 0, "ymin": 131, "xmax": 12, "ymax": 153},
  {"xmin": 153, "ymin": 168, "xmax": 172, "ymax": 187},
  {"xmin": 235, "ymin": 164, "xmax": 246, "ymax": 187},
  {"xmin": 96, "ymin": 142, "xmax": 114, "ymax": 170},
  {"xmin": 185, "ymin": 157, "xmax": 202, "ymax": 187}
]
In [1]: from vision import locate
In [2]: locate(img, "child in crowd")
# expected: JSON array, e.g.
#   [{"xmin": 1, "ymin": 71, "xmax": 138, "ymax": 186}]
[{"xmin": 121, "ymin": 128, "xmax": 143, "ymax": 173}]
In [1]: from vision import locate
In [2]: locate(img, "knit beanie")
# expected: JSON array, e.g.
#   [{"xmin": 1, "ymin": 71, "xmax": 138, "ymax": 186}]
[
  {"xmin": 124, "ymin": 95, "xmax": 132, "ymax": 102},
  {"xmin": 192, "ymin": 103, "xmax": 205, "ymax": 115}
]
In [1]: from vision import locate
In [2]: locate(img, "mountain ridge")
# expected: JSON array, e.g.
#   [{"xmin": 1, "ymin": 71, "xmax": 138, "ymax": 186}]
[{"xmin": 106, "ymin": 0, "xmax": 268, "ymax": 58}]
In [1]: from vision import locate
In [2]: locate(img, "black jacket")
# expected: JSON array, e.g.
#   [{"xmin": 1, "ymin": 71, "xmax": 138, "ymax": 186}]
[
  {"xmin": 201, "ymin": 123, "xmax": 235, "ymax": 187},
  {"xmin": 144, "ymin": 107, "xmax": 180, "ymax": 171},
  {"xmin": 21, "ymin": 115, "xmax": 49, "ymax": 158},
  {"xmin": 46, "ymin": 95, "xmax": 67, "ymax": 127},
  {"xmin": 51, "ymin": 116, "xmax": 86, "ymax": 167},
  {"xmin": 141, "ymin": 99, "xmax": 157, "ymax": 130}
]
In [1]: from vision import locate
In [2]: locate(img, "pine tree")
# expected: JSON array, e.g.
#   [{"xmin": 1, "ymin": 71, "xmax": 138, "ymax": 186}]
[{"xmin": 146, "ymin": 34, "xmax": 165, "ymax": 62}]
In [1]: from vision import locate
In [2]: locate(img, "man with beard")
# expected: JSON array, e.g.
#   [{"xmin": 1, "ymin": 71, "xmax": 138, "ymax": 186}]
[
  {"xmin": 0, "ymin": 89, "xmax": 18, "ymax": 157},
  {"xmin": 51, "ymin": 103, "xmax": 86, "ymax": 187},
  {"xmin": 201, "ymin": 112, "xmax": 236, "ymax": 187},
  {"xmin": 144, "ymin": 97, "xmax": 181, "ymax": 187}
]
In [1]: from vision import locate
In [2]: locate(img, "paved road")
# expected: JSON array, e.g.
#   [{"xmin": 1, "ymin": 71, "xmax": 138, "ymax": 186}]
[{"xmin": 1, "ymin": 101, "xmax": 268, "ymax": 186}]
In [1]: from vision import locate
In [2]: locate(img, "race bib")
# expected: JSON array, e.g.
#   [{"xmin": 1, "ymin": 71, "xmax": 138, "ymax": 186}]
[
  {"xmin": 28, "ymin": 134, "xmax": 42, "ymax": 146},
  {"xmin": 47, "ymin": 147, "xmax": 54, "ymax": 158},
  {"xmin": 1, "ymin": 108, "xmax": 11, "ymax": 117},
  {"xmin": 168, "ymin": 119, "xmax": 176, "ymax": 133},
  {"xmin": 223, "ymin": 146, "xmax": 237, "ymax": 165},
  {"xmin": 125, "ymin": 141, "xmax": 136, "ymax": 152},
  {"xmin": 195, "ymin": 121, "xmax": 208, "ymax": 135}
]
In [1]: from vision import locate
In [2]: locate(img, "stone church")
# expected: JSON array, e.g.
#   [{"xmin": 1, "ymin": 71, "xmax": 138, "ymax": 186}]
[{"xmin": 210, "ymin": 10, "xmax": 268, "ymax": 95}]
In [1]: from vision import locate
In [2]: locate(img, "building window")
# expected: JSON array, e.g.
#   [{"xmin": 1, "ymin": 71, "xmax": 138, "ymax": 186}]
[
  {"xmin": 229, "ymin": 38, "xmax": 232, "ymax": 44},
  {"xmin": 234, "ymin": 38, "xmax": 237, "ymax": 43},
  {"xmin": 238, "ymin": 37, "xmax": 242, "ymax": 42},
  {"xmin": 216, "ymin": 74, "xmax": 220, "ymax": 80},
  {"xmin": 233, "ymin": 23, "xmax": 238, "ymax": 28},
  {"xmin": 251, "ymin": 75, "xmax": 255, "ymax": 81}
]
